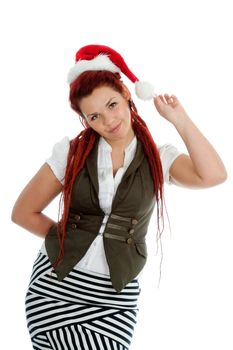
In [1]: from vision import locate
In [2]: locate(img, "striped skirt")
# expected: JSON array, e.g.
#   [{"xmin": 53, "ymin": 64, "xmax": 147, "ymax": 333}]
[{"xmin": 25, "ymin": 252, "xmax": 140, "ymax": 349}]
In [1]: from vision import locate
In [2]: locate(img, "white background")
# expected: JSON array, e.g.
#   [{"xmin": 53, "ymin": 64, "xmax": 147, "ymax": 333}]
[{"xmin": 1, "ymin": 0, "xmax": 232, "ymax": 349}]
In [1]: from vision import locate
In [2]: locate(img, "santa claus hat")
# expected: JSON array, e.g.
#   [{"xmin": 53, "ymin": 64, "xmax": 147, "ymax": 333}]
[{"xmin": 67, "ymin": 44, "xmax": 155, "ymax": 101}]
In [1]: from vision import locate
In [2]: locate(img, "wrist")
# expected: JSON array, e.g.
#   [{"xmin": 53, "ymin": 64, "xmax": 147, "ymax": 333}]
[{"xmin": 171, "ymin": 112, "xmax": 191, "ymax": 130}]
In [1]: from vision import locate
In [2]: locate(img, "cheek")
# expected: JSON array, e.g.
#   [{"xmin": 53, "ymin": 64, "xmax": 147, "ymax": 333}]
[
  {"xmin": 88, "ymin": 124, "xmax": 100, "ymax": 132},
  {"xmin": 119, "ymin": 105, "xmax": 130, "ymax": 119}
]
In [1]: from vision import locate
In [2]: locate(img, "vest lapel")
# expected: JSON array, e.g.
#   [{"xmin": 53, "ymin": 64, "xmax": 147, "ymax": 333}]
[
  {"xmin": 111, "ymin": 139, "xmax": 145, "ymax": 210},
  {"xmin": 86, "ymin": 137, "xmax": 145, "ymax": 210},
  {"xmin": 86, "ymin": 137, "xmax": 100, "ymax": 203},
  {"xmin": 120, "ymin": 138, "xmax": 144, "ymax": 178}
]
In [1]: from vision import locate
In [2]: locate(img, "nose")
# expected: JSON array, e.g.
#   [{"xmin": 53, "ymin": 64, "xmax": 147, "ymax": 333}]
[{"xmin": 101, "ymin": 111, "xmax": 116, "ymax": 127}]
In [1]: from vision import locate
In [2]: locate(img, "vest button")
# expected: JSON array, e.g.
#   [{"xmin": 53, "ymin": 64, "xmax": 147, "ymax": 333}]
[
  {"xmin": 129, "ymin": 229, "xmax": 134, "ymax": 234},
  {"xmin": 132, "ymin": 219, "xmax": 138, "ymax": 225},
  {"xmin": 74, "ymin": 215, "xmax": 80, "ymax": 221},
  {"xmin": 127, "ymin": 238, "xmax": 133, "ymax": 244},
  {"xmin": 71, "ymin": 223, "xmax": 77, "ymax": 229}
]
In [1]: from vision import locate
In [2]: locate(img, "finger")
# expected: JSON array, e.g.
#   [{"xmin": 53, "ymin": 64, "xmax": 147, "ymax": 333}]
[
  {"xmin": 164, "ymin": 94, "xmax": 174, "ymax": 104},
  {"xmin": 158, "ymin": 94, "xmax": 167, "ymax": 104},
  {"xmin": 154, "ymin": 95, "xmax": 165, "ymax": 110},
  {"xmin": 170, "ymin": 94, "xmax": 179, "ymax": 106},
  {"xmin": 154, "ymin": 95, "xmax": 162, "ymax": 107},
  {"xmin": 171, "ymin": 94, "xmax": 178, "ymax": 101}
]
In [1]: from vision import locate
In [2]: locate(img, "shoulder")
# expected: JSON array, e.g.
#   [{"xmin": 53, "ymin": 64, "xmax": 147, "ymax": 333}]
[
  {"xmin": 48, "ymin": 136, "xmax": 70, "ymax": 160},
  {"xmin": 157, "ymin": 143, "xmax": 183, "ymax": 184},
  {"xmin": 45, "ymin": 136, "xmax": 70, "ymax": 184}
]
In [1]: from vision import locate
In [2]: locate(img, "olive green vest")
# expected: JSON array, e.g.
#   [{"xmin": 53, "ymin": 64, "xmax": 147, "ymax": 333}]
[{"xmin": 45, "ymin": 137, "xmax": 156, "ymax": 292}]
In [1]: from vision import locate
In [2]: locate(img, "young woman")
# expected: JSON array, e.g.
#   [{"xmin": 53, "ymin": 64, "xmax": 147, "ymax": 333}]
[{"xmin": 11, "ymin": 45, "xmax": 227, "ymax": 350}]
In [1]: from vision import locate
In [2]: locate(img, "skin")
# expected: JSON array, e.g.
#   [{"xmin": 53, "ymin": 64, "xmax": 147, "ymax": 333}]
[
  {"xmin": 79, "ymin": 85, "xmax": 134, "ymax": 151},
  {"xmin": 11, "ymin": 85, "xmax": 227, "ymax": 238},
  {"xmin": 79, "ymin": 85, "xmax": 134, "ymax": 176}
]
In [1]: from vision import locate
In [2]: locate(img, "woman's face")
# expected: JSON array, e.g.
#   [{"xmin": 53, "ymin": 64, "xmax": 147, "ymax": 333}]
[{"xmin": 79, "ymin": 85, "xmax": 134, "ymax": 145}]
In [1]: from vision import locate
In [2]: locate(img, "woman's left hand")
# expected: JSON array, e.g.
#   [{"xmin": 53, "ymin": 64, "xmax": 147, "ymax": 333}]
[{"xmin": 154, "ymin": 94, "xmax": 187, "ymax": 124}]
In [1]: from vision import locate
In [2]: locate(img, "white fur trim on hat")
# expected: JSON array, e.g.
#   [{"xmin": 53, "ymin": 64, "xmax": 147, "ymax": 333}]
[
  {"xmin": 67, "ymin": 54, "xmax": 121, "ymax": 84},
  {"xmin": 135, "ymin": 81, "xmax": 155, "ymax": 100}
]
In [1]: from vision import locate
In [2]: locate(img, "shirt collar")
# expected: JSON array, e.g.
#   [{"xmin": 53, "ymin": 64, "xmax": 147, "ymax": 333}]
[{"xmin": 99, "ymin": 135, "xmax": 137, "ymax": 154}]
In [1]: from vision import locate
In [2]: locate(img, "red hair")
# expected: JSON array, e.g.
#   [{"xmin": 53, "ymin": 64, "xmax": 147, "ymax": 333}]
[{"xmin": 53, "ymin": 71, "xmax": 164, "ymax": 270}]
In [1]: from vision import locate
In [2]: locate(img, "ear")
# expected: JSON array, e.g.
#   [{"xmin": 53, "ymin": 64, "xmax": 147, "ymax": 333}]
[
  {"xmin": 122, "ymin": 84, "xmax": 131, "ymax": 100},
  {"xmin": 79, "ymin": 114, "xmax": 89, "ymax": 128},
  {"xmin": 83, "ymin": 118, "xmax": 89, "ymax": 128}
]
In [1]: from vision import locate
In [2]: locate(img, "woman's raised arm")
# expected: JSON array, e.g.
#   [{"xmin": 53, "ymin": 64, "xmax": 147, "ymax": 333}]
[{"xmin": 154, "ymin": 94, "xmax": 227, "ymax": 188}]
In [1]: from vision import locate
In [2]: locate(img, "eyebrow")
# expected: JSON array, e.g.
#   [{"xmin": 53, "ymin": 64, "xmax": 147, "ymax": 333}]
[{"xmin": 86, "ymin": 97, "xmax": 116, "ymax": 118}]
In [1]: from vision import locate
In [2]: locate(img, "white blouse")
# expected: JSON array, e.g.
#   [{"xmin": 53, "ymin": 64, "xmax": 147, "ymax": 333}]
[{"xmin": 40, "ymin": 136, "xmax": 182, "ymax": 276}]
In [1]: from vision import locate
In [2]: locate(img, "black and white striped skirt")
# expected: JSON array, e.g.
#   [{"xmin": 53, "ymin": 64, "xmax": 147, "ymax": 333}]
[{"xmin": 25, "ymin": 252, "xmax": 140, "ymax": 349}]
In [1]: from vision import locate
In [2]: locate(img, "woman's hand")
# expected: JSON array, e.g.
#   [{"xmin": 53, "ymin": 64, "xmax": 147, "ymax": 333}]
[{"xmin": 154, "ymin": 94, "xmax": 188, "ymax": 124}]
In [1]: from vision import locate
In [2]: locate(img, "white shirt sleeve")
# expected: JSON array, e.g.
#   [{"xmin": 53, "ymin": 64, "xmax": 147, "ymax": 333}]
[
  {"xmin": 158, "ymin": 144, "xmax": 183, "ymax": 184},
  {"xmin": 46, "ymin": 136, "xmax": 70, "ymax": 185}
]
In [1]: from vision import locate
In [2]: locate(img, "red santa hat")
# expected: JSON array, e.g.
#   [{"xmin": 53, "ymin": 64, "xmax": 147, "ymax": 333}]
[{"xmin": 67, "ymin": 44, "xmax": 155, "ymax": 101}]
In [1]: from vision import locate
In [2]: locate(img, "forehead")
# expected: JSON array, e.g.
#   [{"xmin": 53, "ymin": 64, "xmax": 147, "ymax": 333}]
[{"xmin": 79, "ymin": 86, "xmax": 121, "ymax": 113}]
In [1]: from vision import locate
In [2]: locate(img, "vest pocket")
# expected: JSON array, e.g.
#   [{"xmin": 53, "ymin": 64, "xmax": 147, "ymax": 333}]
[{"xmin": 135, "ymin": 243, "xmax": 147, "ymax": 258}]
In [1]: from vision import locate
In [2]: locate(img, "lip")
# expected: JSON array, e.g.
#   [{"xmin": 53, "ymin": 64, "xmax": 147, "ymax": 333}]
[{"xmin": 109, "ymin": 122, "xmax": 121, "ymax": 133}]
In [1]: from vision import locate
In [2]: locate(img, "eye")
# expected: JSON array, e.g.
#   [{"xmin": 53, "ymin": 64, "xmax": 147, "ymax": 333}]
[
  {"xmin": 90, "ymin": 114, "xmax": 99, "ymax": 122},
  {"xmin": 109, "ymin": 102, "xmax": 117, "ymax": 109}
]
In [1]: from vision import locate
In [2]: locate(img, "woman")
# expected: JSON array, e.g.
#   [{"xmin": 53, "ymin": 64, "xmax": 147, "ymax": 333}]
[{"xmin": 11, "ymin": 45, "xmax": 227, "ymax": 350}]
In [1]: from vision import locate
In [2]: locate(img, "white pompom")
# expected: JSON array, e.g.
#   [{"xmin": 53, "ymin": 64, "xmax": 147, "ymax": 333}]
[{"xmin": 135, "ymin": 81, "xmax": 155, "ymax": 100}]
